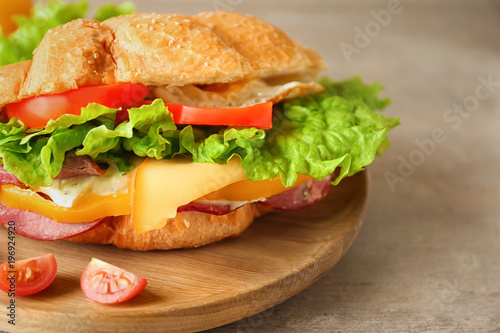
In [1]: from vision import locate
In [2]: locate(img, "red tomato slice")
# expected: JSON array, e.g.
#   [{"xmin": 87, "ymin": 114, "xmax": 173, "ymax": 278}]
[
  {"xmin": 5, "ymin": 83, "xmax": 149, "ymax": 129},
  {"xmin": 80, "ymin": 258, "xmax": 147, "ymax": 304},
  {"xmin": 166, "ymin": 102, "xmax": 273, "ymax": 129},
  {"xmin": 141, "ymin": 100, "xmax": 273, "ymax": 129},
  {"xmin": 0, "ymin": 253, "xmax": 57, "ymax": 296}
]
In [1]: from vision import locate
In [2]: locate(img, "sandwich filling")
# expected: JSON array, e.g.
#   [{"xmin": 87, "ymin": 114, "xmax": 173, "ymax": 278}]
[{"xmin": 0, "ymin": 77, "xmax": 399, "ymax": 235}]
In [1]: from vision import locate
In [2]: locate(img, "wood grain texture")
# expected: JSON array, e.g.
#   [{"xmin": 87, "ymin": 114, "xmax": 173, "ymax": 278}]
[{"xmin": 0, "ymin": 171, "xmax": 367, "ymax": 333}]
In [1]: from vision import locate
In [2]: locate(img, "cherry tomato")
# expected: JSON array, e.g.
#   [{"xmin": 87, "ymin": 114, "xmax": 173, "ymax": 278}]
[
  {"xmin": 141, "ymin": 100, "xmax": 273, "ymax": 129},
  {"xmin": 5, "ymin": 83, "xmax": 149, "ymax": 128},
  {"xmin": 0, "ymin": 253, "xmax": 57, "ymax": 296},
  {"xmin": 80, "ymin": 258, "xmax": 147, "ymax": 304}
]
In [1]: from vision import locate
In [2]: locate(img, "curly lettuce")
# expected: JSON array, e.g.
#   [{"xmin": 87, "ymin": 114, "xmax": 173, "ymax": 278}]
[{"xmin": 0, "ymin": 77, "xmax": 400, "ymax": 187}]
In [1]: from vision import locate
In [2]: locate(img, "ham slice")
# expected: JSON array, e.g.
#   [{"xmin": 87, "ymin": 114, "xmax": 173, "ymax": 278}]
[
  {"xmin": 179, "ymin": 175, "xmax": 333, "ymax": 215},
  {"xmin": 55, "ymin": 153, "xmax": 106, "ymax": 178},
  {"xmin": 178, "ymin": 201, "xmax": 235, "ymax": 215},
  {"xmin": 258, "ymin": 174, "xmax": 333, "ymax": 210},
  {"xmin": 0, "ymin": 168, "xmax": 23, "ymax": 186},
  {"xmin": 0, "ymin": 153, "xmax": 105, "ymax": 186},
  {"xmin": 0, "ymin": 201, "xmax": 106, "ymax": 241}
]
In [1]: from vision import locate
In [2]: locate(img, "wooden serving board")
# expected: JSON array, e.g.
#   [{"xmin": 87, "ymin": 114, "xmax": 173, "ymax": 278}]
[{"xmin": 0, "ymin": 171, "xmax": 368, "ymax": 333}]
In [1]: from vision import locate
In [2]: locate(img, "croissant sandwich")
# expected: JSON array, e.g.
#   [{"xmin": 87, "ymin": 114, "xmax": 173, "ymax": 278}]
[{"xmin": 0, "ymin": 11, "xmax": 399, "ymax": 250}]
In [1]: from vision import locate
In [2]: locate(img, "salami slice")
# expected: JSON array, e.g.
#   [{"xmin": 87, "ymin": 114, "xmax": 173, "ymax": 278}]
[
  {"xmin": 178, "ymin": 201, "xmax": 237, "ymax": 215},
  {"xmin": 55, "ymin": 153, "xmax": 105, "ymax": 179},
  {"xmin": 0, "ymin": 175, "xmax": 332, "ymax": 241},
  {"xmin": 0, "ymin": 201, "xmax": 106, "ymax": 241},
  {"xmin": 0, "ymin": 167, "xmax": 24, "ymax": 186},
  {"xmin": 182, "ymin": 175, "xmax": 333, "ymax": 215},
  {"xmin": 258, "ymin": 175, "xmax": 332, "ymax": 210},
  {"xmin": 0, "ymin": 154, "xmax": 105, "ymax": 186}
]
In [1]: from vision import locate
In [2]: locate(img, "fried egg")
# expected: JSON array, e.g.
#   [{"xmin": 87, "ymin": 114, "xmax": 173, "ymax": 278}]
[{"xmin": 152, "ymin": 78, "xmax": 323, "ymax": 108}]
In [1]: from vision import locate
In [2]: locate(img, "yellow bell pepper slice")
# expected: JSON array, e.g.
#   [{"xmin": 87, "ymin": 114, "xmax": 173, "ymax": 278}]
[{"xmin": 0, "ymin": 184, "xmax": 131, "ymax": 223}]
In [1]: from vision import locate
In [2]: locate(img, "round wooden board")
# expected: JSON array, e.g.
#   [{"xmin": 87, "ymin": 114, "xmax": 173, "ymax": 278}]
[{"xmin": 0, "ymin": 171, "xmax": 368, "ymax": 333}]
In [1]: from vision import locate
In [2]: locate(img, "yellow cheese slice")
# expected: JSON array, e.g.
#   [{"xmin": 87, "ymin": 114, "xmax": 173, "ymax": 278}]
[
  {"xmin": 132, "ymin": 157, "xmax": 247, "ymax": 233},
  {"xmin": 199, "ymin": 174, "xmax": 312, "ymax": 202}
]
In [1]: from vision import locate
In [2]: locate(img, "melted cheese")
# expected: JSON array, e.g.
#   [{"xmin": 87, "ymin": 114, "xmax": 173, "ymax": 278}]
[{"xmin": 132, "ymin": 157, "xmax": 247, "ymax": 233}]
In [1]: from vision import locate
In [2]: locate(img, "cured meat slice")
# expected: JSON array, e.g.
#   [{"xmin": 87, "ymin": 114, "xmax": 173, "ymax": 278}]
[
  {"xmin": 258, "ymin": 175, "xmax": 333, "ymax": 210},
  {"xmin": 178, "ymin": 201, "xmax": 235, "ymax": 215},
  {"xmin": 0, "ymin": 175, "xmax": 332, "ymax": 242},
  {"xmin": 0, "ymin": 167, "xmax": 23, "ymax": 186},
  {"xmin": 182, "ymin": 175, "xmax": 333, "ymax": 215},
  {"xmin": 0, "ymin": 153, "xmax": 105, "ymax": 186},
  {"xmin": 0, "ymin": 201, "xmax": 106, "ymax": 241},
  {"xmin": 55, "ymin": 153, "xmax": 105, "ymax": 179}
]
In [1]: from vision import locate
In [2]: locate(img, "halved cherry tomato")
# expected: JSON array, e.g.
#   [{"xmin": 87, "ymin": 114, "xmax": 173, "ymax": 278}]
[
  {"xmin": 5, "ymin": 83, "xmax": 149, "ymax": 128},
  {"xmin": 0, "ymin": 253, "xmax": 57, "ymax": 296},
  {"xmin": 81, "ymin": 258, "xmax": 147, "ymax": 304},
  {"xmin": 141, "ymin": 100, "xmax": 273, "ymax": 129}
]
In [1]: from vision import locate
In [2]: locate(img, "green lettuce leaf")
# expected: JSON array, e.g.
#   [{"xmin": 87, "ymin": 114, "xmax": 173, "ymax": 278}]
[
  {"xmin": 243, "ymin": 77, "xmax": 400, "ymax": 186},
  {"xmin": 0, "ymin": 0, "xmax": 134, "ymax": 66},
  {"xmin": 0, "ymin": 77, "xmax": 399, "ymax": 188},
  {"xmin": 0, "ymin": 104, "xmax": 119, "ymax": 186}
]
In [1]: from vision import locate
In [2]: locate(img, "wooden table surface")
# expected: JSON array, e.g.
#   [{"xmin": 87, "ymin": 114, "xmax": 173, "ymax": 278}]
[{"xmin": 34, "ymin": 0, "xmax": 500, "ymax": 331}]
